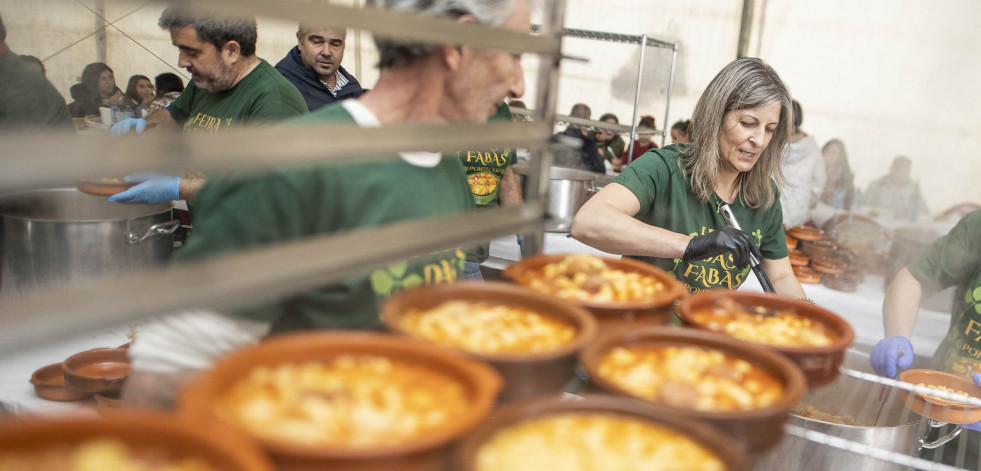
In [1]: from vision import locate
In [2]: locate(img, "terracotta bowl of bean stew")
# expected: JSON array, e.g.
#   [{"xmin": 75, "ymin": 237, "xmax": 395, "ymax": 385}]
[
  {"xmin": 579, "ymin": 327, "xmax": 806, "ymax": 455},
  {"xmin": 502, "ymin": 253, "xmax": 686, "ymax": 331},
  {"xmin": 677, "ymin": 290, "xmax": 855, "ymax": 387},
  {"xmin": 381, "ymin": 281, "xmax": 597, "ymax": 403},
  {"xmin": 180, "ymin": 331, "xmax": 502, "ymax": 471},
  {"xmin": 0, "ymin": 410, "xmax": 273, "ymax": 471},
  {"xmin": 456, "ymin": 394, "xmax": 748, "ymax": 471}
]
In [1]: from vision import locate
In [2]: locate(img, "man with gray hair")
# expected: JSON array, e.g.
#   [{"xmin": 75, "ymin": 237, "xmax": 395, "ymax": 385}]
[
  {"xmin": 553, "ymin": 102, "xmax": 605, "ymax": 173},
  {"xmin": 123, "ymin": 0, "xmax": 531, "ymax": 409},
  {"xmin": 108, "ymin": 6, "xmax": 306, "ymax": 204},
  {"xmin": 275, "ymin": 26, "xmax": 363, "ymax": 111}
]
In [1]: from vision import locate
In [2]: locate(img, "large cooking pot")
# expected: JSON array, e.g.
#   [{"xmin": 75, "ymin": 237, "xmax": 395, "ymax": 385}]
[
  {"xmin": 754, "ymin": 351, "xmax": 926, "ymax": 470},
  {"xmin": 0, "ymin": 188, "xmax": 177, "ymax": 298},
  {"xmin": 514, "ymin": 164, "xmax": 601, "ymax": 232}
]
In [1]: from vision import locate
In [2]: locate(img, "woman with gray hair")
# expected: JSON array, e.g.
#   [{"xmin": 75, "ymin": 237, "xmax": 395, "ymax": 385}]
[{"xmin": 572, "ymin": 58, "xmax": 805, "ymax": 297}]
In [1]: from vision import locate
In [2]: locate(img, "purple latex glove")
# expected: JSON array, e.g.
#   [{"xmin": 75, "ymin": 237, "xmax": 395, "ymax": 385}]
[
  {"xmin": 962, "ymin": 373, "xmax": 981, "ymax": 431},
  {"xmin": 870, "ymin": 336, "xmax": 914, "ymax": 378},
  {"xmin": 110, "ymin": 118, "xmax": 146, "ymax": 136},
  {"xmin": 107, "ymin": 173, "xmax": 180, "ymax": 204}
]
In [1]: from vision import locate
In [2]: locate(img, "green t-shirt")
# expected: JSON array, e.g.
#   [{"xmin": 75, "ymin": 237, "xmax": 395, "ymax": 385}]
[
  {"xmin": 175, "ymin": 103, "xmax": 474, "ymax": 332},
  {"xmin": 168, "ymin": 59, "xmax": 306, "ymax": 132},
  {"xmin": 0, "ymin": 49, "xmax": 72, "ymax": 129},
  {"xmin": 461, "ymin": 102, "xmax": 517, "ymax": 263},
  {"xmin": 909, "ymin": 210, "xmax": 981, "ymax": 375},
  {"xmin": 614, "ymin": 145, "xmax": 789, "ymax": 294}
]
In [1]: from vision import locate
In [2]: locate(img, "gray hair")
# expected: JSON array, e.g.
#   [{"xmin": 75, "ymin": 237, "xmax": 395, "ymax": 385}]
[
  {"xmin": 367, "ymin": 0, "xmax": 515, "ymax": 68},
  {"xmin": 683, "ymin": 57, "xmax": 792, "ymax": 210},
  {"xmin": 159, "ymin": 6, "xmax": 258, "ymax": 57},
  {"xmin": 298, "ymin": 26, "xmax": 348, "ymax": 38}
]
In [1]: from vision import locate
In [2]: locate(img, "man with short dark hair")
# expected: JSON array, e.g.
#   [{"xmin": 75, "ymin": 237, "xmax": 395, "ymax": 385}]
[
  {"xmin": 0, "ymin": 14, "xmax": 72, "ymax": 129},
  {"xmin": 553, "ymin": 102, "xmax": 605, "ymax": 173},
  {"xmin": 275, "ymin": 26, "xmax": 363, "ymax": 111},
  {"xmin": 108, "ymin": 6, "xmax": 306, "ymax": 204}
]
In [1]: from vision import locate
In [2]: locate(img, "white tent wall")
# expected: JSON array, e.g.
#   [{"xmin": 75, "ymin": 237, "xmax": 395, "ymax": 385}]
[
  {"xmin": 2, "ymin": 0, "xmax": 978, "ymax": 213},
  {"xmin": 747, "ymin": 0, "xmax": 981, "ymax": 215}
]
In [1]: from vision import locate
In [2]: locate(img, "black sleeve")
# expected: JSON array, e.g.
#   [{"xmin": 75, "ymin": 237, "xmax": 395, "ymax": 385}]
[{"xmin": 581, "ymin": 137, "xmax": 605, "ymax": 173}]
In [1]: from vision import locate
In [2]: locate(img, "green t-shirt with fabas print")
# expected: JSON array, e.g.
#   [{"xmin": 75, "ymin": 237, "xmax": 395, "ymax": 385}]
[
  {"xmin": 175, "ymin": 103, "xmax": 473, "ymax": 333},
  {"xmin": 167, "ymin": 59, "xmax": 306, "ymax": 132},
  {"xmin": 909, "ymin": 210, "xmax": 981, "ymax": 376},
  {"xmin": 614, "ymin": 144, "xmax": 789, "ymax": 294},
  {"xmin": 461, "ymin": 102, "xmax": 517, "ymax": 263}
]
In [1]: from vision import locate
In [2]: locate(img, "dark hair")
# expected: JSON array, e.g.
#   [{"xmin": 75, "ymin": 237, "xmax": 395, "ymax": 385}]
[
  {"xmin": 791, "ymin": 99, "xmax": 803, "ymax": 130},
  {"xmin": 154, "ymin": 72, "xmax": 184, "ymax": 97},
  {"xmin": 671, "ymin": 119, "xmax": 691, "ymax": 134},
  {"xmin": 598, "ymin": 113, "xmax": 619, "ymax": 124},
  {"xmin": 20, "ymin": 55, "xmax": 45, "ymax": 75},
  {"xmin": 0, "ymin": 14, "xmax": 6, "ymax": 43},
  {"xmin": 158, "ymin": 6, "xmax": 257, "ymax": 57},
  {"xmin": 124, "ymin": 75, "xmax": 151, "ymax": 104},
  {"xmin": 570, "ymin": 103, "xmax": 591, "ymax": 120},
  {"xmin": 639, "ymin": 115, "xmax": 656, "ymax": 129},
  {"xmin": 80, "ymin": 62, "xmax": 112, "ymax": 90},
  {"xmin": 508, "ymin": 99, "xmax": 527, "ymax": 109}
]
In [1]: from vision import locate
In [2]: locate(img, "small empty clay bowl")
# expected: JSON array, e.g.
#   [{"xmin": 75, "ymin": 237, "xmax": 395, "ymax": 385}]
[
  {"xmin": 30, "ymin": 363, "xmax": 92, "ymax": 401},
  {"xmin": 63, "ymin": 348, "xmax": 131, "ymax": 393}
]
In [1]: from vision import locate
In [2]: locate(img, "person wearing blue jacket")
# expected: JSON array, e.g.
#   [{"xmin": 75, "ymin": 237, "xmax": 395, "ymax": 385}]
[{"xmin": 275, "ymin": 26, "xmax": 364, "ymax": 111}]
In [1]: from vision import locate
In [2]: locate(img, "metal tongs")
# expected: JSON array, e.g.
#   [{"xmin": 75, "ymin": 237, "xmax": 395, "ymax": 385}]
[{"xmin": 718, "ymin": 204, "xmax": 776, "ymax": 293}]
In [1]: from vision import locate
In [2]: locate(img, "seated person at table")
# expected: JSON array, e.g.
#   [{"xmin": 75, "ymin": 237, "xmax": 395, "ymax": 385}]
[
  {"xmin": 670, "ymin": 119, "xmax": 691, "ymax": 144},
  {"xmin": 275, "ymin": 24, "xmax": 364, "ymax": 111},
  {"xmin": 146, "ymin": 72, "xmax": 184, "ymax": 116},
  {"xmin": 589, "ymin": 112, "xmax": 626, "ymax": 165},
  {"xmin": 123, "ymin": 74, "xmax": 155, "ymax": 117},
  {"xmin": 618, "ymin": 114, "xmax": 659, "ymax": 169},
  {"xmin": 553, "ymin": 103, "xmax": 604, "ymax": 173},
  {"xmin": 124, "ymin": 0, "xmax": 531, "ymax": 409},
  {"xmin": 0, "ymin": 15, "xmax": 72, "ymax": 129},
  {"xmin": 819, "ymin": 138, "xmax": 855, "ymax": 210},
  {"xmin": 863, "ymin": 156, "xmax": 930, "ymax": 220},
  {"xmin": 106, "ymin": 6, "xmax": 307, "ymax": 205}
]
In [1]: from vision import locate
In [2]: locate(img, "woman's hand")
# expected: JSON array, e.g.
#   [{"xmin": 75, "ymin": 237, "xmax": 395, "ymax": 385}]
[{"xmin": 682, "ymin": 226, "xmax": 762, "ymax": 269}]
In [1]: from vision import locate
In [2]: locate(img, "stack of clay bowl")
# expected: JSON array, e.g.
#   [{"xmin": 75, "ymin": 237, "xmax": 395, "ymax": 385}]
[{"xmin": 785, "ymin": 226, "xmax": 823, "ymax": 284}]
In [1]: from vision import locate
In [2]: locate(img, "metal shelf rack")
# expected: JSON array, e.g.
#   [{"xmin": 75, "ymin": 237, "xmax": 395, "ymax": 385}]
[{"xmin": 532, "ymin": 24, "xmax": 679, "ymax": 152}]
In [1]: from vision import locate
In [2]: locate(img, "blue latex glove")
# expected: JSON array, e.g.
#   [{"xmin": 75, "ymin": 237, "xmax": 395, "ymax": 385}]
[
  {"xmin": 963, "ymin": 373, "xmax": 981, "ymax": 431},
  {"xmin": 870, "ymin": 336, "xmax": 914, "ymax": 378},
  {"xmin": 107, "ymin": 173, "xmax": 180, "ymax": 204},
  {"xmin": 110, "ymin": 118, "xmax": 146, "ymax": 136}
]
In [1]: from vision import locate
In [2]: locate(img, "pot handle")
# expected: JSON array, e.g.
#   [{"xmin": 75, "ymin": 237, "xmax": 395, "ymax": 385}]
[
  {"xmin": 917, "ymin": 420, "xmax": 962, "ymax": 450},
  {"xmin": 128, "ymin": 220, "xmax": 181, "ymax": 245}
]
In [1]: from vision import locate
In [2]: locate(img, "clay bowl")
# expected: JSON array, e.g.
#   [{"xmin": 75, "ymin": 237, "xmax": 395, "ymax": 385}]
[
  {"xmin": 677, "ymin": 291, "xmax": 855, "ymax": 387},
  {"xmin": 455, "ymin": 394, "xmax": 748, "ymax": 471},
  {"xmin": 381, "ymin": 281, "xmax": 597, "ymax": 403},
  {"xmin": 75, "ymin": 178, "xmax": 134, "ymax": 197},
  {"xmin": 0, "ymin": 410, "xmax": 273, "ymax": 471},
  {"xmin": 898, "ymin": 369, "xmax": 981, "ymax": 424},
  {"xmin": 793, "ymin": 265, "xmax": 822, "ymax": 284},
  {"xmin": 802, "ymin": 238, "xmax": 838, "ymax": 259},
  {"xmin": 788, "ymin": 250, "xmax": 810, "ymax": 267},
  {"xmin": 62, "ymin": 347, "xmax": 130, "ymax": 393},
  {"xmin": 579, "ymin": 327, "xmax": 806, "ymax": 455},
  {"xmin": 180, "ymin": 331, "xmax": 502, "ymax": 471},
  {"xmin": 30, "ymin": 363, "xmax": 92, "ymax": 402},
  {"xmin": 811, "ymin": 256, "xmax": 846, "ymax": 275},
  {"xmin": 502, "ymin": 253, "xmax": 686, "ymax": 331},
  {"xmin": 785, "ymin": 234, "xmax": 799, "ymax": 250},
  {"xmin": 787, "ymin": 225, "xmax": 823, "ymax": 241}
]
